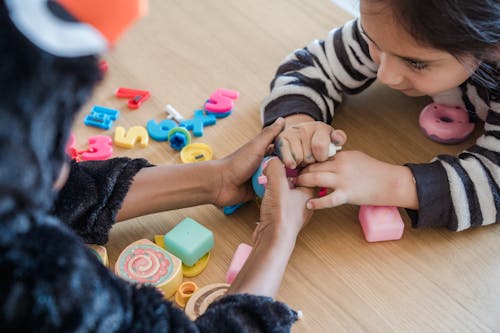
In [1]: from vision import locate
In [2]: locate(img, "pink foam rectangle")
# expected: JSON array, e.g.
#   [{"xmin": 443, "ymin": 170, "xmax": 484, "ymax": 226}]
[
  {"xmin": 226, "ymin": 243, "xmax": 253, "ymax": 284},
  {"xmin": 358, "ymin": 205, "xmax": 404, "ymax": 242}
]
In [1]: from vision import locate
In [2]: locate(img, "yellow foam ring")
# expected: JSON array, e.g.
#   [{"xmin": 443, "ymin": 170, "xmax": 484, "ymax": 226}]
[
  {"xmin": 115, "ymin": 239, "xmax": 183, "ymax": 298},
  {"xmin": 180, "ymin": 143, "xmax": 213, "ymax": 163},
  {"xmin": 175, "ymin": 281, "xmax": 199, "ymax": 308},
  {"xmin": 114, "ymin": 126, "xmax": 149, "ymax": 148},
  {"xmin": 87, "ymin": 244, "xmax": 108, "ymax": 267},
  {"xmin": 182, "ymin": 251, "xmax": 210, "ymax": 277},
  {"xmin": 154, "ymin": 235, "xmax": 166, "ymax": 249}
]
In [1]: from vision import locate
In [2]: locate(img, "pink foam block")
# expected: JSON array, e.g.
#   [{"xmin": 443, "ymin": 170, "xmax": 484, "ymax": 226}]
[
  {"xmin": 358, "ymin": 205, "xmax": 404, "ymax": 242},
  {"xmin": 226, "ymin": 243, "xmax": 253, "ymax": 284}
]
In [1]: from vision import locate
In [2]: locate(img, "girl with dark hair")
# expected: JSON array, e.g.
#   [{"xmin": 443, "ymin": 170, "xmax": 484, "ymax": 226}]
[
  {"xmin": 0, "ymin": 0, "xmax": 312, "ymax": 331},
  {"xmin": 261, "ymin": 0, "xmax": 499, "ymax": 231}
]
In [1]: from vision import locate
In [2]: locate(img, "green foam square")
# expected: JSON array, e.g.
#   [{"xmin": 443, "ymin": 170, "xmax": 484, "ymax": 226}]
[{"xmin": 164, "ymin": 217, "xmax": 214, "ymax": 266}]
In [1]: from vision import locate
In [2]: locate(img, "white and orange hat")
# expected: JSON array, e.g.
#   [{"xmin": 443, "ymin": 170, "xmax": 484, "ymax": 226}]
[{"xmin": 5, "ymin": 0, "xmax": 148, "ymax": 57}]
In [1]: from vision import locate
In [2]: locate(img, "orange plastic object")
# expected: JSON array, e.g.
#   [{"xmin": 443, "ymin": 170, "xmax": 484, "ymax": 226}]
[
  {"xmin": 175, "ymin": 281, "xmax": 198, "ymax": 308},
  {"xmin": 56, "ymin": 0, "xmax": 148, "ymax": 45}
]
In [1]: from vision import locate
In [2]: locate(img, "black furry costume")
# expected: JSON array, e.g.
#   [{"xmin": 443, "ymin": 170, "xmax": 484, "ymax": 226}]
[{"xmin": 0, "ymin": 1, "xmax": 298, "ymax": 331}]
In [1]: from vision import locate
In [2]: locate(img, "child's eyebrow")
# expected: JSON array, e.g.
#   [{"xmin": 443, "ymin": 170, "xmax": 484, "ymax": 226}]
[{"xmin": 359, "ymin": 23, "xmax": 445, "ymax": 64}]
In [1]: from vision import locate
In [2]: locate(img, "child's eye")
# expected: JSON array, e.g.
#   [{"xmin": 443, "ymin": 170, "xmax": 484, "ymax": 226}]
[{"xmin": 405, "ymin": 59, "xmax": 427, "ymax": 71}]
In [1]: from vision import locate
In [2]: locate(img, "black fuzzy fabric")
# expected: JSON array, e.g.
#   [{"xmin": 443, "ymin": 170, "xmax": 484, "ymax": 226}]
[
  {"xmin": 52, "ymin": 158, "xmax": 152, "ymax": 245},
  {"xmin": 0, "ymin": 1, "xmax": 298, "ymax": 331}
]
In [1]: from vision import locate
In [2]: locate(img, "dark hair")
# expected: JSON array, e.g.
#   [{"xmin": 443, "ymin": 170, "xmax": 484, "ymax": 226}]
[
  {"xmin": 366, "ymin": 0, "xmax": 499, "ymax": 87},
  {"xmin": 0, "ymin": 0, "xmax": 101, "ymax": 229}
]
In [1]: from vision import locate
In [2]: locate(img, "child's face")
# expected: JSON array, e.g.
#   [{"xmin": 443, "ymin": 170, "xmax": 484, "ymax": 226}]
[{"xmin": 360, "ymin": 1, "xmax": 477, "ymax": 97}]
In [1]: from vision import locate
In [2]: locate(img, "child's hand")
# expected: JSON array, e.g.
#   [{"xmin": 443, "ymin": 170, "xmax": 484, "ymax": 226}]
[
  {"xmin": 212, "ymin": 118, "xmax": 285, "ymax": 207},
  {"xmin": 296, "ymin": 150, "xmax": 418, "ymax": 209},
  {"xmin": 275, "ymin": 120, "xmax": 346, "ymax": 169}
]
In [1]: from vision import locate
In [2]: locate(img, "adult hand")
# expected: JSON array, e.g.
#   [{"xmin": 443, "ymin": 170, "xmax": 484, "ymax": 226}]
[
  {"xmin": 253, "ymin": 157, "xmax": 314, "ymax": 243},
  {"xmin": 296, "ymin": 150, "xmax": 418, "ymax": 209},
  {"xmin": 212, "ymin": 117, "xmax": 285, "ymax": 207},
  {"xmin": 275, "ymin": 119, "xmax": 346, "ymax": 169}
]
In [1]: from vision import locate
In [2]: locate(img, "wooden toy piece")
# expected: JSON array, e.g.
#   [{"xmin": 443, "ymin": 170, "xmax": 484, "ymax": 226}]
[
  {"xmin": 87, "ymin": 244, "xmax": 109, "ymax": 267},
  {"xmin": 80, "ymin": 135, "xmax": 113, "ymax": 161},
  {"xmin": 56, "ymin": 0, "xmax": 148, "ymax": 45},
  {"xmin": 146, "ymin": 119, "xmax": 177, "ymax": 141},
  {"xmin": 114, "ymin": 126, "xmax": 149, "ymax": 149},
  {"xmin": 179, "ymin": 110, "xmax": 216, "ymax": 137},
  {"xmin": 115, "ymin": 87, "xmax": 150, "ymax": 109},
  {"xmin": 175, "ymin": 281, "xmax": 198, "ymax": 308},
  {"xmin": 115, "ymin": 239, "xmax": 183, "ymax": 298},
  {"xmin": 184, "ymin": 283, "xmax": 230, "ymax": 320},
  {"xmin": 84, "ymin": 105, "xmax": 120, "ymax": 130},
  {"xmin": 182, "ymin": 252, "xmax": 210, "ymax": 278},
  {"xmin": 154, "ymin": 235, "xmax": 166, "ymax": 249},
  {"xmin": 204, "ymin": 88, "xmax": 239, "ymax": 114},
  {"xmin": 226, "ymin": 243, "xmax": 253, "ymax": 284},
  {"xmin": 168, "ymin": 127, "xmax": 191, "ymax": 151},
  {"xmin": 164, "ymin": 217, "xmax": 214, "ymax": 267},
  {"xmin": 358, "ymin": 205, "xmax": 404, "ymax": 242},
  {"xmin": 180, "ymin": 143, "xmax": 213, "ymax": 163}
]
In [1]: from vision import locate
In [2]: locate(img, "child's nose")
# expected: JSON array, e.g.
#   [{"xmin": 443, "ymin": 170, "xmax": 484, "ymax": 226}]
[{"xmin": 376, "ymin": 53, "xmax": 404, "ymax": 86}]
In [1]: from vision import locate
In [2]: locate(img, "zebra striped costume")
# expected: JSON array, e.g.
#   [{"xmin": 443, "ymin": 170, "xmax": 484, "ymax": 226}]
[{"xmin": 261, "ymin": 18, "xmax": 499, "ymax": 231}]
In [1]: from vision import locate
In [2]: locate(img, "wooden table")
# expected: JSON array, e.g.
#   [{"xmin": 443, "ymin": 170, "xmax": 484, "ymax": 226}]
[{"xmin": 72, "ymin": 0, "xmax": 500, "ymax": 331}]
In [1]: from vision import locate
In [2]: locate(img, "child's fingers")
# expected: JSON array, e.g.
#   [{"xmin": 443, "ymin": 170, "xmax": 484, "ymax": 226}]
[
  {"xmin": 296, "ymin": 171, "xmax": 337, "ymax": 189},
  {"xmin": 311, "ymin": 129, "xmax": 332, "ymax": 162},
  {"xmin": 331, "ymin": 129, "xmax": 347, "ymax": 146},
  {"xmin": 306, "ymin": 190, "xmax": 348, "ymax": 210},
  {"xmin": 276, "ymin": 137, "xmax": 299, "ymax": 169},
  {"xmin": 301, "ymin": 160, "xmax": 336, "ymax": 174}
]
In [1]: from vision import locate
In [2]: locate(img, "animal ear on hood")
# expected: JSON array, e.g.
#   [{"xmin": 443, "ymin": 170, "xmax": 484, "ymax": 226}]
[{"xmin": 5, "ymin": 0, "xmax": 147, "ymax": 58}]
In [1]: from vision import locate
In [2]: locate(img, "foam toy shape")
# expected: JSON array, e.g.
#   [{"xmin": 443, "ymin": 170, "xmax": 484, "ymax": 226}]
[
  {"xmin": 175, "ymin": 281, "xmax": 199, "ymax": 308},
  {"xmin": 168, "ymin": 127, "xmax": 191, "ymax": 151},
  {"xmin": 179, "ymin": 110, "xmax": 216, "ymax": 137},
  {"xmin": 115, "ymin": 239, "xmax": 183, "ymax": 298},
  {"xmin": 251, "ymin": 156, "xmax": 277, "ymax": 199},
  {"xmin": 154, "ymin": 235, "xmax": 166, "ymax": 249},
  {"xmin": 147, "ymin": 119, "xmax": 177, "ymax": 141},
  {"xmin": 165, "ymin": 104, "xmax": 184, "ymax": 122},
  {"xmin": 84, "ymin": 105, "xmax": 120, "ymax": 130},
  {"xmin": 185, "ymin": 283, "xmax": 230, "ymax": 320},
  {"xmin": 80, "ymin": 135, "xmax": 113, "ymax": 161},
  {"xmin": 87, "ymin": 244, "xmax": 108, "ymax": 267},
  {"xmin": 223, "ymin": 203, "xmax": 245, "ymax": 215},
  {"xmin": 358, "ymin": 205, "xmax": 404, "ymax": 242},
  {"xmin": 204, "ymin": 88, "xmax": 240, "ymax": 113},
  {"xmin": 418, "ymin": 103, "xmax": 475, "ymax": 144},
  {"xmin": 56, "ymin": 0, "xmax": 148, "ymax": 46},
  {"xmin": 164, "ymin": 217, "xmax": 214, "ymax": 267},
  {"xmin": 226, "ymin": 243, "xmax": 253, "ymax": 284},
  {"xmin": 66, "ymin": 134, "xmax": 78, "ymax": 159},
  {"xmin": 182, "ymin": 252, "xmax": 210, "ymax": 278},
  {"xmin": 205, "ymin": 108, "xmax": 232, "ymax": 119},
  {"xmin": 114, "ymin": 126, "xmax": 149, "ymax": 148},
  {"xmin": 115, "ymin": 87, "xmax": 151, "ymax": 109},
  {"xmin": 180, "ymin": 143, "xmax": 213, "ymax": 163}
]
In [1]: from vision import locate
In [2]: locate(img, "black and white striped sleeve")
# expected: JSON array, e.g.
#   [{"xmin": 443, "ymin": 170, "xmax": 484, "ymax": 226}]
[
  {"xmin": 261, "ymin": 18, "xmax": 378, "ymax": 127},
  {"xmin": 407, "ymin": 80, "xmax": 500, "ymax": 231}
]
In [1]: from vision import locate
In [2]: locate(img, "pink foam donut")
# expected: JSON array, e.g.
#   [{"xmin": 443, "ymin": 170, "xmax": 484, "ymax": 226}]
[{"xmin": 419, "ymin": 103, "xmax": 475, "ymax": 144}]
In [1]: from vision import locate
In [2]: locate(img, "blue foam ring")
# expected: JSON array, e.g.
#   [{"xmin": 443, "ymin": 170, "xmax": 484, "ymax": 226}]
[
  {"xmin": 84, "ymin": 105, "xmax": 120, "ymax": 130},
  {"xmin": 223, "ymin": 203, "xmax": 245, "ymax": 215},
  {"xmin": 168, "ymin": 127, "xmax": 191, "ymax": 151},
  {"xmin": 146, "ymin": 119, "xmax": 177, "ymax": 141},
  {"xmin": 179, "ymin": 110, "xmax": 216, "ymax": 137},
  {"xmin": 251, "ymin": 156, "xmax": 276, "ymax": 199}
]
